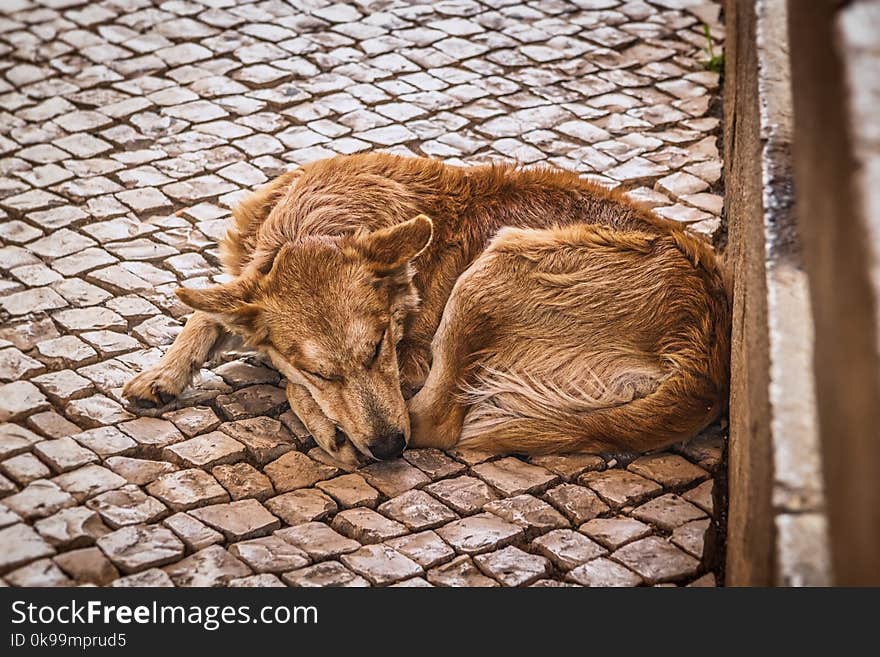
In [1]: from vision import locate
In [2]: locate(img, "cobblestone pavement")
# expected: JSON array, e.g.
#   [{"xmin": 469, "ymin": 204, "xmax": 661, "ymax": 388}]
[{"xmin": 0, "ymin": 0, "xmax": 725, "ymax": 587}]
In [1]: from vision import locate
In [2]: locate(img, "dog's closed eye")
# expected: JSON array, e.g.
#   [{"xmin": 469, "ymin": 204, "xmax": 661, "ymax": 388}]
[
  {"xmin": 367, "ymin": 329, "xmax": 386, "ymax": 367},
  {"xmin": 302, "ymin": 368, "xmax": 340, "ymax": 383}
]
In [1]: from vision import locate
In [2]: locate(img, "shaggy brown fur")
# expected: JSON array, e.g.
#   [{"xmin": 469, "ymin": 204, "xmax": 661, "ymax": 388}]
[{"xmin": 123, "ymin": 153, "xmax": 730, "ymax": 464}]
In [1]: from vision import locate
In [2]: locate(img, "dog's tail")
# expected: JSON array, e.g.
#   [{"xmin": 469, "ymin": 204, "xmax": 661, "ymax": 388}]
[
  {"xmin": 457, "ymin": 358, "xmax": 723, "ymax": 454},
  {"xmin": 457, "ymin": 231, "xmax": 730, "ymax": 455}
]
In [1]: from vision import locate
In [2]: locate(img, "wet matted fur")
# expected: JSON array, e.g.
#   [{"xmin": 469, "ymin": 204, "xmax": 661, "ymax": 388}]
[{"xmin": 123, "ymin": 153, "xmax": 730, "ymax": 465}]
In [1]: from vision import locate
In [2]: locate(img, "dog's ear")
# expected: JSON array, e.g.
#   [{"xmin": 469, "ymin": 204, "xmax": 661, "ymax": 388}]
[
  {"xmin": 351, "ymin": 214, "xmax": 433, "ymax": 275},
  {"xmin": 176, "ymin": 277, "xmax": 265, "ymax": 340}
]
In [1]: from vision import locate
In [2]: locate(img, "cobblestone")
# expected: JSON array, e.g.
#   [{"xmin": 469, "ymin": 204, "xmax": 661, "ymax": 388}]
[
  {"xmin": 33, "ymin": 507, "xmax": 110, "ymax": 549},
  {"xmin": 566, "ymin": 557, "xmax": 643, "ymax": 587},
  {"xmin": 532, "ymin": 529, "xmax": 607, "ymax": 570},
  {"xmin": 282, "ymin": 561, "xmax": 369, "ymax": 588},
  {"xmin": 228, "ymin": 535, "xmax": 310, "ymax": 574},
  {"xmin": 97, "ymin": 524, "xmax": 184, "ymax": 574},
  {"xmin": 427, "ymin": 555, "xmax": 499, "ymax": 587},
  {"xmin": 265, "ymin": 489, "xmax": 337, "ymax": 526},
  {"xmin": 163, "ymin": 545, "xmax": 251, "ymax": 587},
  {"xmin": 612, "ymin": 536, "xmax": 701, "ymax": 584},
  {"xmin": 0, "ymin": 0, "xmax": 725, "ymax": 587}
]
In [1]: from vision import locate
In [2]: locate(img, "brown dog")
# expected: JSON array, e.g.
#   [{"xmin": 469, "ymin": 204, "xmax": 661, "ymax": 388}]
[{"xmin": 123, "ymin": 153, "xmax": 730, "ymax": 465}]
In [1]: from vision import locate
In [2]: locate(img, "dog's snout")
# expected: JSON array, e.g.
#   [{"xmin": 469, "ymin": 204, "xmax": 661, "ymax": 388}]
[{"xmin": 370, "ymin": 431, "xmax": 406, "ymax": 460}]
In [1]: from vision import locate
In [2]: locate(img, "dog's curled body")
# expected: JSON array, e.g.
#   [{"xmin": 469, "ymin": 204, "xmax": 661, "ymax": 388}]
[{"xmin": 124, "ymin": 153, "xmax": 730, "ymax": 461}]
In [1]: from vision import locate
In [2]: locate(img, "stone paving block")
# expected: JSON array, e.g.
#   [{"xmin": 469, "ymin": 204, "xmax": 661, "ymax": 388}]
[
  {"xmin": 0, "ymin": 424, "xmax": 43, "ymax": 460},
  {"xmin": 28, "ymin": 411, "xmax": 83, "ymax": 439},
  {"xmin": 264, "ymin": 450, "xmax": 339, "ymax": 493},
  {"xmin": 391, "ymin": 577, "xmax": 434, "ymax": 587},
  {"xmin": 2, "ymin": 480, "xmax": 76, "ymax": 520},
  {"xmin": 119, "ymin": 417, "xmax": 186, "ymax": 455},
  {"xmin": 97, "ymin": 524, "xmax": 185, "ymax": 574},
  {"xmin": 378, "ymin": 489, "xmax": 458, "ymax": 531},
  {"xmin": 105, "ymin": 456, "xmax": 177, "ymax": 486},
  {"xmin": 54, "ymin": 547, "xmax": 119, "ymax": 585},
  {"xmin": 424, "ymin": 475, "xmax": 499, "ymax": 515},
  {"xmin": 2, "ymin": 453, "xmax": 51, "ymax": 485},
  {"xmin": 36, "ymin": 336, "xmax": 98, "ymax": 368},
  {"xmin": 34, "ymin": 507, "xmax": 110, "ymax": 549},
  {"xmin": 0, "ymin": 524, "xmax": 56, "ymax": 573},
  {"xmin": 229, "ymin": 535, "xmax": 310, "ymax": 573},
  {"xmin": 445, "ymin": 446, "xmax": 496, "ymax": 466},
  {"xmin": 80, "ymin": 330, "xmax": 140, "ymax": 357},
  {"xmin": 189, "ymin": 499, "xmax": 280, "ymax": 541},
  {"xmin": 403, "ymin": 448, "xmax": 467, "ymax": 479},
  {"xmin": 316, "ymin": 473, "xmax": 380, "ymax": 509},
  {"xmin": 386, "ymin": 530, "xmax": 456, "ymax": 569},
  {"xmin": 472, "ymin": 456, "xmax": 558, "ymax": 496},
  {"xmin": 631, "ymin": 493, "xmax": 708, "ymax": 531},
  {"xmin": 0, "ymin": 347, "xmax": 44, "ymax": 382},
  {"xmin": 530, "ymin": 453, "xmax": 606, "ymax": 481},
  {"xmin": 612, "ymin": 536, "xmax": 700, "ymax": 585},
  {"xmin": 532, "ymin": 529, "xmax": 607, "ymax": 571},
  {"xmin": 579, "ymin": 469, "xmax": 663, "ymax": 508},
  {"xmin": 0, "ymin": 475, "xmax": 14, "ymax": 498},
  {"xmin": 163, "ymin": 545, "xmax": 252, "ymax": 587},
  {"xmin": 483, "ymin": 494, "xmax": 568, "ymax": 538},
  {"xmin": 671, "ymin": 518, "xmax": 713, "ymax": 560},
  {"xmin": 341, "ymin": 544, "xmax": 423, "ymax": 586},
  {"xmin": 265, "ymin": 489, "xmax": 337, "ymax": 526},
  {"xmin": 332, "ymin": 507, "xmax": 409, "ymax": 544},
  {"xmin": 33, "ymin": 437, "xmax": 99, "ymax": 473},
  {"xmin": 213, "ymin": 361, "xmax": 280, "ymax": 387},
  {"xmin": 229, "ymin": 574, "xmax": 286, "ymax": 587},
  {"xmin": 530, "ymin": 579, "xmax": 582, "ymax": 587},
  {"xmin": 5, "ymin": 558, "xmax": 73, "ymax": 587},
  {"xmin": 70, "ymin": 426, "xmax": 137, "ymax": 459},
  {"xmin": 427, "ymin": 555, "xmax": 499, "ymax": 587},
  {"xmin": 360, "ymin": 458, "xmax": 430, "ymax": 497},
  {"xmin": 0, "ymin": 381, "xmax": 49, "ymax": 421},
  {"xmin": 146, "ymin": 468, "xmax": 230, "ymax": 511},
  {"xmin": 214, "ymin": 384, "xmax": 288, "ymax": 420},
  {"xmin": 162, "ymin": 430, "xmax": 246, "ymax": 468},
  {"xmin": 111, "ymin": 568, "xmax": 175, "ymax": 587},
  {"xmin": 212, "ymin": 462, "xmax": 274, "ymax": 501},
  {"xmin": 218, "ymin": 416, "xmax": 295, "ymax": 464},
  {"xmin": 162, "ymin": 512, "xmax": 224, "ymax": 552},
  {"xmin": 674, "ymin": 431, "xmax": 724, "ymax": 472},
  {"xmin": 683, "ymin": 479, "xmax": 715, "ymax": 516},
  {"xmin": 627, "ymin": 453, "xmax": 709, "ymax": 489},
  {"xmin": 543, "ymin": 483, "xmax": 611, "ymax": 525},
  {"xmin": 473, "ymin": 545, "xmax": 551, "ymax": 587},
  {"xmin": 53, "ymin": 464, "xmax": 127, "ymax": 502},
  {"xmin": 687, "ymin": 573, "xmax": 717, "ymax": 587},
  {"xmin": 163, "ymin": 406, "xmax": 221, "ymax": 438},
  {"xmin": 85, "ymin": 484, "xmax": 167, "ymax": 528},
  {"xmin": 436, "ymin": 512, "xmax": 524, "ymax": 556},
  {"xmin": 282, "ymin": 561, "xmax": 370, "ymax": 588},
  {"xmin": 66, "ymin": 394, "xmax": 134, "ymax": 428},
  {"xmin": 0, "ymin": 289, "xmax": 67, "ymax": 319},
  {"xmin": 566, "ymin": 557, "xmax": 644, "ymax": 587},
  {"xmin": 276, "ymin": 522, "xmax": 361, "ymax": 561},
  {"xmin": 579, "ymin": 516, "xmax": 655, "ymax": 551}
]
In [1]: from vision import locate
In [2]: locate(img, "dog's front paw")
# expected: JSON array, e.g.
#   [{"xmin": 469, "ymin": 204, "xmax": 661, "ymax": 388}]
[{"xmin": 122, "ymin": 367, "xmax": 186, "ymax": 408}]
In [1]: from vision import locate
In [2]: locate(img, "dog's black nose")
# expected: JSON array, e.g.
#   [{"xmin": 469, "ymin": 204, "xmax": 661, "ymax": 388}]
[{"xmin": 370, "ymin": 431, "xmax": 406, "ymax": 460}]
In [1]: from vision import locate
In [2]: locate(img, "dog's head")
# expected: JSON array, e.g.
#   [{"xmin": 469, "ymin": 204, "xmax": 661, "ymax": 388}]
[{"xmin": 178, "ymin": 215, "xmax": 433, "ymax": 464}]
